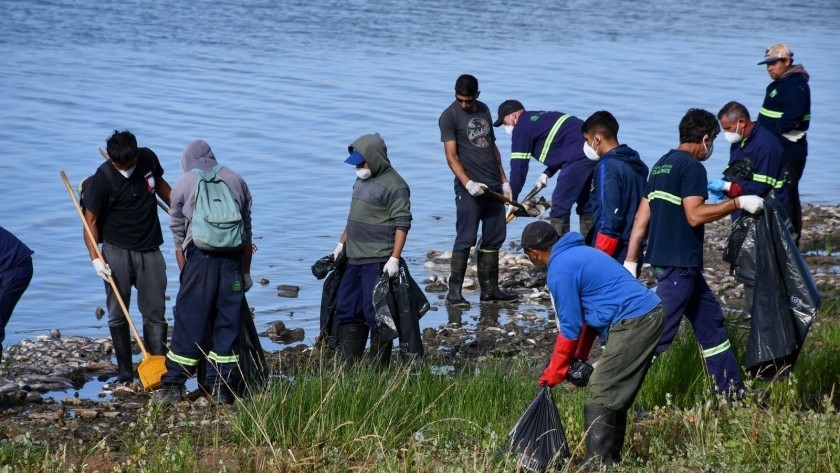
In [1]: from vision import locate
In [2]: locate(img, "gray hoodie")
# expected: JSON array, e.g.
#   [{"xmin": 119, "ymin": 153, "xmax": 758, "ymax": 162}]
[{"xmin": 169, "ymin": 139, "xmax": 253, "ymax": 251}]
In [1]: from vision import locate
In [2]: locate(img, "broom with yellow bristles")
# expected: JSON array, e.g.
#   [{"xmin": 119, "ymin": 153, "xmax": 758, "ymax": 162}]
[{"xmin": 61, "ymin": 170, "xmax": 166, "ymax": 391}]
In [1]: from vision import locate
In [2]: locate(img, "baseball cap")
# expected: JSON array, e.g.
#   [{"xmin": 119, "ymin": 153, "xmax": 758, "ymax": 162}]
[
  {"xmin": 521, "ymin": 221, "xmax": 560, "ymax": 250},
  {"xmin": 345, "ymin": 150, "xmax": 365, "ymax": 166},
  {"xmin": 758, "ymin": 44, "xmax": 793, "ymax": 65},
  {"xmin": 493, "ymin": 99, "xmax": 525, "ymax": 127}
]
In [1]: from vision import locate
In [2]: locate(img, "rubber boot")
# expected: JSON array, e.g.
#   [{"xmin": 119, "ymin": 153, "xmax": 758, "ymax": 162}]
[
  {"xmin": 368, "ymin": 329, "xmax": 393, "ymax": 368},
  {"xmin": 144, "ymin": 323, "xmax": 168, "ymax": 356},
  {"xmin": 336, "ymin": 322, "xmax": 368, "ymax": 365},
  {"xmin": 612, "ymin": 409, "xmax": 629, "ymax": 462},
  {"xmin": 477, "ymin": 251, "xmax": 518, "ymax": 302},
  {"xmin": 549, "ymin": 218, "xmax": 570, "ymax": 237},
  {"xmin": 581, "ymin": 404, "xmax": 617, "ymax": 468},
  {"xmin": 579, "ymin": 215, "xmax": 595, "ymax": 239},
  {"xmin": 445, "ymin": 250, "xmax": 471, "ymax": 309},
  {"xmin": 109, "ymin": 323, "xmax": 134, "ymax": 384}
]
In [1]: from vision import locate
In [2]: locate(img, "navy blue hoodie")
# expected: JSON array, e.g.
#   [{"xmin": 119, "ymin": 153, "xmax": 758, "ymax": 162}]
[{"xmin": 590, "ymin": 144, "xmax": 649, "ymax": 249}]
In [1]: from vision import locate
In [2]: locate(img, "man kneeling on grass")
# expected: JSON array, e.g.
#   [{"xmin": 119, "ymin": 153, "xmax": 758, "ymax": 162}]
[{"xmin": 521, "ymin": 221, "xmax": 663, "ymax": 467}]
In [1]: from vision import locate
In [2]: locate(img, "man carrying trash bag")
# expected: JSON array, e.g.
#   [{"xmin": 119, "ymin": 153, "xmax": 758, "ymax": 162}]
[{"xmin": 521, "ymin": 221, "xmax": 664, "ymax": 468}]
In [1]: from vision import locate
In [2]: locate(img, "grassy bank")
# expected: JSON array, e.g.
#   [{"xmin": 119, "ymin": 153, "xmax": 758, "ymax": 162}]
[{"xmin": 2, "ymin": 298, "xmax": 839, "ymax": 472}]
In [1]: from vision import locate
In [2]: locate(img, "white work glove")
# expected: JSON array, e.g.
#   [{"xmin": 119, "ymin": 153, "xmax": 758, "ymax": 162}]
[
  {"xmin": 332, "ymin": 242, "xmax": 344, "ymax": 259},
  {"xmin": 92, "ymin": 258, "xmax": 112, "ymax": 281},
  {"xmin": 782, "ymin": 130, "xmax": 806, "ymax": 142},
  {"xmin": 243, "ymin": 273, "xmax": 253, "ymax": 292},
  {"xmin": 466, "ymin": 180, "xmax": 487, "ymax": 197},
  {"xmin": 537, "ymin": 173, "xmax": 549, "ymax": 188},
  {"xmin": 383, "ymin": 256, "xmax": 400, "ymax": 278},
  {"xmin": 737, "ymin": 195, "xmax": 764, "ymax": 214},
  {"xmin": 502, "ymin": 182, "xmax": 513, "ymax": 200},
  {"xmin": 622, "ymin": 261, "xmax": 638, "ymax": 277}
]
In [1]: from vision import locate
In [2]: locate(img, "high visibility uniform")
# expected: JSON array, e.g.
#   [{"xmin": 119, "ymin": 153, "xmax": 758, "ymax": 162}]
[{"xmin": 508, "ymin": 111, "xmax": 595, "ymax": 220}]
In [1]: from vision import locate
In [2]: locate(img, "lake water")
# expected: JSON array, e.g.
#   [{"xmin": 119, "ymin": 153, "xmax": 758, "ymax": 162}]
[{"xmin": 2, "ymin": 0, "xmax": 839, "ymax": 351}]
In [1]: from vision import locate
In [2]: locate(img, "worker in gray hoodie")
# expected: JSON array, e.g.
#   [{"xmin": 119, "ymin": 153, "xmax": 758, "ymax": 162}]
[
  {"xmin": 328, "ymin": 133, "xmax": 412, "ymax": 365},
  {"xmin": 152, "ymin": 139, "xmax": 253, "ymax": 406}
]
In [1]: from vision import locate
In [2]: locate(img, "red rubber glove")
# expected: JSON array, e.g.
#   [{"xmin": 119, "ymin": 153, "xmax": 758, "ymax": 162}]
[
  {"xmin": 594, "ymin": 232, "xmax": 619, "ymax": 256},
  {"xmin": 539, "ymin": 333, "xmax": 578, "ymax": 387},
  {"xmin": 726, "ymin": 182, "xmax": 743, "ymax": 198},
  {"xmin": 574, "ymin": 324, "xmax": 597, "ymax": 360}
]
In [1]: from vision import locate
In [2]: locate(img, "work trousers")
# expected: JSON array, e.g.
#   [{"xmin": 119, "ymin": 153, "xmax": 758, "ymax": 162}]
[
  {"xmin": 784, "ymin": 159, "xmax": 805, "ymax": 244},
  {"xmin": 453, "ymin": 182, "xmax": 505, "ymax": 252},
  {"xmin": 589, "ymin": 305, "xmax": 664, "ymax": 410},
  {"xmin": 163, "ymin": 247, "xmax": 244, "ymax": 386},
  {"xmin": 0, "ymin": 256, "xmax": 33, "ymax": 352},
  {"xmin": 549, "ymin": 160, "xmax": 594, "ymax": 220},
  {"xmin": 653, "ymin": 266, "xmax": 743, "ymax": 394},
  {"xmin": 101, "ymin": 243, "xmax": 166, "ymax": 331},
  {"xmin": 335, "ymin": 262, "xmax": 384, "ymax": 327}
]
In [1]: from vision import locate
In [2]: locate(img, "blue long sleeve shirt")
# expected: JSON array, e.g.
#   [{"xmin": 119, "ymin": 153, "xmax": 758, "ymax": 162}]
[
  {"xmin": 757, "ymin": 65, "xmax": 810, "ymax": 162},
  {"xmin": 724, "ymin": 122, "xmax": 788, "ymax": 206},
  {"xmin": 590, "ymin": 144, "xmax": 648, "ymax": 244}
]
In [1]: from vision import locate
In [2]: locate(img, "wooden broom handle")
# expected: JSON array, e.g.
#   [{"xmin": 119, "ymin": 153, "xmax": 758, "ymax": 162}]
[{"xmin": 60, "ymin": 170, "xmax": 149, "ymax": 357}]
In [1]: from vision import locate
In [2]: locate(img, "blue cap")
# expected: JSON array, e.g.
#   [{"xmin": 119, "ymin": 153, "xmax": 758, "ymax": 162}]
[{"xmin": 345, "ymin": 150, "xmax": 365, "ymax": 166}]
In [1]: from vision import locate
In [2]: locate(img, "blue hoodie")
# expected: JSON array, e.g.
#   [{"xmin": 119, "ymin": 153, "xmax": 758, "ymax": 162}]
[
  {"xmin": 547, "ymin": 233, "xmax": 660, "ymax": 340},
  {"xmin": 590, "ymin": 144, "xmax": 649, "ymax": 247}
]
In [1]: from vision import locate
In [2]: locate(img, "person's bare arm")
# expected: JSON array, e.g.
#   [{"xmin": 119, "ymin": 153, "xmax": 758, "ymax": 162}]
[
  {"xmin": 444, "ymin": 141, "xmax": 471, "ymax": 187},
  {"xmin": 392, "ymin": 229, "xmax": 407, "ymax": 259},
  {"xmin": 682, "ymin": 196, "xmax": 738, "ymax": 227},
  {"xmin": 625, "ymin": 198, "xmax": 650, "ymax": 263},
  {"xmin": 83, "ymin": 209, "xmax": 100, "ymax": 260},
  {"xmin": 494, "ymin": 144, "xmax": 508, "ymax": 183},
  {"xmin": 156, "ymin": 175, "xmax": 172, "ymax": 207}
]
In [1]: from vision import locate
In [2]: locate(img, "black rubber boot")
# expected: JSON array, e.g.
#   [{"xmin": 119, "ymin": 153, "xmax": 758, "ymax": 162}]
[
  {"xmin": 109, "ymin": 323, "xmax": 134, "ymax": 384},
  {"xmin": 549, "ymin": 218, "xmax": 570, "ymax": 237},
  {"xmin": 143, "ymin": 323, "xmax": 168, "ymax": 356},
  {"xmin": 368, "ymin": 329, "xmax": 393, "ymax": 368},
  {"xmin": 445, "ymin": 250, "xmax": 471, "ymax": 309},
  {"xmin": 579, "ymin": 215, "xmax": 595, "ymax": 239},
  {"xmin": 337, "ymin": 322, "xmax": 369, "ymax": 365},
  {"xmin": 612, "ymin": 409, "xmax": 629, "ymax": 462},
  {"xmin": 581, "ymin": 404, "xmax": 618, "ymax": 469},
  {"xmin": 478, "ymin": 251, "xmax": 518, "ymax": 302}
]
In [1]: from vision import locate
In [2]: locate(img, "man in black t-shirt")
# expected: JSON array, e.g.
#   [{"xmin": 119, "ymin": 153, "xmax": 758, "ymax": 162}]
[
  {"xmin": 82, "ymin": 130, "xmax": 172, "ymax": 385},
  {"xmin": 439, "ymin": 74, "xmax": 517, "ymax": 310},
  {"xmin": 625, "ymin": 109, "xmax": 764, "ymax": 398}
]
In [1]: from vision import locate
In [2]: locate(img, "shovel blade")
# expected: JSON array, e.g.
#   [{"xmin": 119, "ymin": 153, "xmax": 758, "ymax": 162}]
[{"xmin": 138, "ymin": 354, "xmax": 167, "ymax": 391}]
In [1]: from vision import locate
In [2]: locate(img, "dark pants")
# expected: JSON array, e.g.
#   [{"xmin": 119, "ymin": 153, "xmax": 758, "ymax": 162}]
[
  {"xmin": 0, "ymin": 257, "xmax": 33, "ymax": 353},
  {"xmin": 784, "ymin": 159, "xmax": 805, "ymax": 243},
  {"xmin": 101, "ymin": 243, "xmax": 166, "ymax": 330},
  {"xmin": 163, "ymin": 247, "xmax": 244, "ymax": 386},
  {"xmin": 549, "ymin": 160, "xmax": 594, "ymax": 220},
  {"xmin": 453, "ymin": 183, "xmax": 505, "ymax": 252},
  {"xmin": 653, "ymin": 266, "xmax": 743, "ymax": 394},
  {"xmin": 335, "ymin": 262, "xmax": 384, "ymax": 327},
  {"xmin": 589, "ymin": 305, "xmax": 664, "ymax": 410}
]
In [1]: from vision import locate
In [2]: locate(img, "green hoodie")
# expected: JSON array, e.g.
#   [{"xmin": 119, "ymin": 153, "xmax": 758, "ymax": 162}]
[{"xmin": 345, "ymin": 133, "xmax": 412, "ymax": 264}]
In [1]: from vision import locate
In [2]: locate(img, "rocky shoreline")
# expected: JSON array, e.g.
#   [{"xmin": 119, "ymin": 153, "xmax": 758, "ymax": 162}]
[{"xmin": 1, "ymin": 204, "xmax": 838, "ymax": 447}]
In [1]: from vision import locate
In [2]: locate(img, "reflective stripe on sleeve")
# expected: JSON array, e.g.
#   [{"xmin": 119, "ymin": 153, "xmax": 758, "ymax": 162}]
[
  {"xmin": 752, "ymin": 173, "xmax": 786, "ymax": 189},
  {"xmin": 759, "ymin": 107, "xmax": 783, "ymax": 119},
  {"xmin": 511, "ymin": 152, "xmax": 531, "ymax": 160},
  {"xmin": 537, "ymin": 114, "xmax": 571, "ymax": 163},
  {"xmin": 647, "ymin": 190, "xmax": 682, "ymax": 206}
]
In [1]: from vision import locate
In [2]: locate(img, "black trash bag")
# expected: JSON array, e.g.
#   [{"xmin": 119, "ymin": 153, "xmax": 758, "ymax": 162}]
[
  {"xmin": 311, "ymin": 254, "xmax": 335, "ymax": 280},
  {"xmin": 507, "ymin": 387, "xmax": 570, "ymax": 472},
  {"xmin": 724, "ymin": 212, "xmax": 759, "ymax": 283},
  {"xmin": 723, "ymin": 157, "xmax": 755, "ymax": 183},
  {"xmin": 370, "ymin": 259, "xmax": 428, "ymax": 361},
  {"xmin": 566, "ymin": 359, "xmax": 594, "ymax": 388},
  {"xmin": 317, "ymin": 251, "xmax": 347, "ymax": 349}
]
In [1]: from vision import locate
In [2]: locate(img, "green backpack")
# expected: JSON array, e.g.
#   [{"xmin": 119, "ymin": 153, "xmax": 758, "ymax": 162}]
[{"xmin": 190, "ymin": 165, "xmax": 243, "ymax": 251}]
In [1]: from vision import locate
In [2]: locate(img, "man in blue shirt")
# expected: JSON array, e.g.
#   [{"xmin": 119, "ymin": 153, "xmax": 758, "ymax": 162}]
[
  {"xmin": 756, "ymin": 43, "xmax": 811, "ymax": 244},
  {"xmin": 625, "ymin": 109, "xmax": 765, "ymax": 398},
  {"xmin": 494, "ymin": 100, "xmax": 596, "ymax": 237},
  {"xmin": 522, "ymin": 221, "xmax": 663, "ymax": 468},
  {"xmin": 0, "ymin": 226, "xmax": 34, "ymax": 362}
]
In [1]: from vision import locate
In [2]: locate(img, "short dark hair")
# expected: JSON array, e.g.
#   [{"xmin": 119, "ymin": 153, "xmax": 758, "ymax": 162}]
[
  {"xmin": 717, "ymin": 101, "xmax": 751, "ymax": 122},
  {"xmin": 521, "ymin": 221, "xmax": 560, "ymax": 251},
  {"xmin": 106, "ymin": 130, "xmax": 138, "ymax": 166},
  {"xmin": 454, "ymin": 74, "xmax": 479, "ymax": 96},
  {"xmin": 678, "ymin": 108, "xmax": 720, "ymax": 144},
  {"xmin": 582, "ymin": 111, "xmax": 619, "ymax": 140}
]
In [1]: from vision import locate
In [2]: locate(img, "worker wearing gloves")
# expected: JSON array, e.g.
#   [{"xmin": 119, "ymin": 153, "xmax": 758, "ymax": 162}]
[
  {"xmin": 581, "ymin": 111, "xmax": 649, "ymax": 263},
  {"xmin": 439, "ymin": 74, "xmax": 517, "ymax": 309},
  {"xmin": 494, "ymin": 100, "xmax": 596, "ymax": 237},
  {"xmin": 707, "ymin": 101, "xmax": 787, "ymax": 214},
  {"xmin": 756, "ymin": 43, "xmax": 810, "ymax": 244},
  {"xmin": 521, "ymin": 221, "xmax": 663, "ymax": 468},
  {"xmin": 626, "ymin": 108, "xmax": 765, "ymax": 398},
  {"xmin": 330, "ymin": 133, "xmax": 411, "ymax": 365}
]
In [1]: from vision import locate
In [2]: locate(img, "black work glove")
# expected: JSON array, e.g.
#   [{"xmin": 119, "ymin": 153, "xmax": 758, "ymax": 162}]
[{"xmin": 566, "ymin": 358, "xmax": 594, "ymax": 387}]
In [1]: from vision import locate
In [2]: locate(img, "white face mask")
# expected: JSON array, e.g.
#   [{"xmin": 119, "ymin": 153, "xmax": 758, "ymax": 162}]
[
  {"xmin": 583, "ymin": 139, "xmax": 600, "ymax": 161},
  {"xmin": 118, "ymin": 166, "xmax": 136, "ymax": 178},
  {"xmin": 700, "ymin": 135, "xmax": 714, "ymax": 161},
  {"xmin": 723, "ymin": 121, "xmax": 744, "ymax": 144},
  {"xmin": 504, "ymin": 124, "xmax": 514, "ymax": 135},
  {"xmin": 355, "ymin": 168, "xmax": 372, "ymax": 180}
]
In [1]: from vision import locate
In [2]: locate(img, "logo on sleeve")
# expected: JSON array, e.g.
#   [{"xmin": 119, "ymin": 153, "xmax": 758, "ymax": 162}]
[{"xmin": 144, "ymin": 172, "xmax": 156, "ymax": 193}]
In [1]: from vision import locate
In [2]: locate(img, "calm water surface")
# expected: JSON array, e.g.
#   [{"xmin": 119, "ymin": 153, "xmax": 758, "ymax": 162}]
[{"xmin": 1, "ymin": 0, "xmax": 839, "ymax": 350}]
